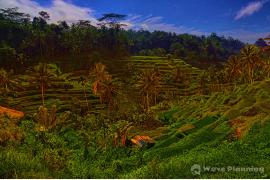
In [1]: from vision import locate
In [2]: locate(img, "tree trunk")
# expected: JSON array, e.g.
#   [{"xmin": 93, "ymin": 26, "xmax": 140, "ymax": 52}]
[
  {"xmin": 154, "ymin": 88, "xmax": 157, "ymax": 105},
  {"xmin": 146, "ymin": 92, "xmax": 149, "ymax": 111},
  {"xmin": 39, "ymin": 31, "xmax": 43, "ymax": 58},
  {"xmin": 83, "ymin": 85, "xmax": 89, "ymax": 111},
  {"xmin": 248, "ymin": 64, "xmax": 252, "ymax": 83},
  {"xmin": 41, "ymin": 82, "xmax": 45, "ymax": 106},
  {"xmin": 5, "ymin": 83, "xmax": 8, "ymax": 93},
  {"xmin": 251, "ymin": 66, "xmax": 254, "ymax": 83}
]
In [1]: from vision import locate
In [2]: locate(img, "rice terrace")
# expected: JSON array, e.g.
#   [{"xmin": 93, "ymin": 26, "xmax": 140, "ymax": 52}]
[{"xmin": 0, "ymin": 0, "xmax": 270, "ymax": 179}]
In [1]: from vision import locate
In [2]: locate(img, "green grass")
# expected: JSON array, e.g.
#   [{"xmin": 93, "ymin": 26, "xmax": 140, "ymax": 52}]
[
  {"xmin": 1, "ymin": 96, "xmax": 270, "ymax": 178},
  {"xmin": 121, "ymin": 120, "xmax": 270, "ymax": 178}
]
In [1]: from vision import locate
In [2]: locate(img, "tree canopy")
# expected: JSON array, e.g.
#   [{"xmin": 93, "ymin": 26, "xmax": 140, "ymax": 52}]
[{"xmin": 0, "ymin": 7, "xmax": 247, "ymax": 71}]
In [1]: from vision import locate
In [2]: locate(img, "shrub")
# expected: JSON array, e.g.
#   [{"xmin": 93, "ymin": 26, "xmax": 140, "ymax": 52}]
[{"xmin": 34, "ymin": 105, "xmax": 70, "ymax": 131}]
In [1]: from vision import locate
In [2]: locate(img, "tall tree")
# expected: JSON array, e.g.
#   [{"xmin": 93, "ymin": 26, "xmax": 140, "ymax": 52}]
[
  {"xmin": 240, "ymin": 45, "xmax": 261, "ymax": 83},
  {"xmin": 98, "ymin": 13, "xmax": 127, "ymax": 29},
  {"xmin": 79, "ymin": 76, "xmax": 90, "ymax": 112},
  {"xmin": 136, "ymin": 69, "xmax": 162, "ymax": 111},
  {"xmin": 0, "ymin": 7, "xmax": 30, "ymax": 23},
  {"xmin": 0, "ymin": 7, "xmax": 246, "ymax": 72},
  {"xmin": 89, "ymin": 63, "xmax": 115, "ymax": 105},
  {"xmin": 224, "ymin": 55, "xmax": 242, "ymax": 83},
  {"xmin": 28, "ymin": 63, "xmax": 59, "ymax": 106},
  {"xmin": 89, "ymin": 63, "xmax": 112, "ymax": 94},
  {"xmin": 32, "ymin": 11, "xmax": 50, "ymax": 59}
]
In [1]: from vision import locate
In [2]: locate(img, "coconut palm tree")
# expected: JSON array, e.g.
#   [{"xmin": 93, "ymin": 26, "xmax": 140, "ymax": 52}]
[
  {"xmin": 215, "ymin": 70, "xmax": 226, "ymax": 91},
  {"xmin": 28, "ymin": 63, "xmax": 59, "ymax": 106},
  {"xmin": 206, "ymin": 66, "xmax": 218, "ymax": 92},
  {"xmin": 79, "ymin": 76, "xmax": 90, "ymax": 111},
  {"xmin": 198, "ymin": 71, "xmax": 208, "ymax": 95},
  {"xmin": 89, "ymin": 63, "xmax": 118, "ymax": 112},
  {"xmin": 89, "ymin": 63, "xmax": 112, "ymax": 103},
  {"xmin": 99, "ymin": 80, "xmax": 118, "ymax": 111},
  {"xmin": 172, "ymin": 66, "xmax": 191, "ymax": 96},
  {"xmin": 262, "ymin": 60, "xmax": 270, "ymax": 78},
  {"xmin": 136, "ymin": 69, "xmax": 162, "ymax": 111},
  {"xmin": 89, "ymin": 63, "xmax": 111, "ymax": 83},
  {"xmin": 225, "ymin": 55, "xmax": 242, "ymax": 83},
  {"xmin": 240, "ymin": 45, "xmax": 261, "ymax": 83}
]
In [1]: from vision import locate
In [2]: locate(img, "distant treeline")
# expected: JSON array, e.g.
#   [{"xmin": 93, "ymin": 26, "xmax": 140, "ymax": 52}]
[
  {"xmin": 127, "ymin": 30, "xmax": 245, "ymax": 66},
  {"xmin": 0, "ymin": 7, "xmax": 246, "ymax": 71}
]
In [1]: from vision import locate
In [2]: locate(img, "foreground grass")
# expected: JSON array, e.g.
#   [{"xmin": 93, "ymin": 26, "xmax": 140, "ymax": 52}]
[{"xmin": 0, "ymin": 113, "xmax": 269, "ymax": 178}]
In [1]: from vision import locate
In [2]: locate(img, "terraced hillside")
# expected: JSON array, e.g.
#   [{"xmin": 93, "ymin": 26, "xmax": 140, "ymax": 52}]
[
  {"xmin": 117, "ymin": 79, "xmax": 270, "ymax": 178},
  {"xmin": 1, "ymin": 56, "xmax": 203, "ymax": 116},
  {"xmin": 1, "ymin": 74, "xmax": 105, "ymax": 115},
  {"xmin": 118, "ymin": 56, "xmax": 203, "ymax": 96},
  {"xmin": 1, "ymin": 64, "xmax": 270, "ymax": 178}
]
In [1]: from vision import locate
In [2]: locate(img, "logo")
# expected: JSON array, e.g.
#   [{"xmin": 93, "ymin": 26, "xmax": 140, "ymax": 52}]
[
  {"xmin": 191, "ymin": 164, "xmax": 201, "ymax": 175},
  {"xmin": 190, "ymin": 164, "xmax": 265, "ymax": 176}
]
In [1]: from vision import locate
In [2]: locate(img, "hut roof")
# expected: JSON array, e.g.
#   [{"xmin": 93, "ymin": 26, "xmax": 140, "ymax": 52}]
[
  {"xmin": 0, "ymin": 106, "xmax": 24, "ymax": 119},
  {"xmin": 130, "ymin": 135, "xmax": 155, "ymax": 147}
]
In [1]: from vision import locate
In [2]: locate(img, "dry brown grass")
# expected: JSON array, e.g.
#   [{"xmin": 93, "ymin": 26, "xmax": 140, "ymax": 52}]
[{"xmin": 178, "ymin": 123, "xmax": 195, "ymax": 133}]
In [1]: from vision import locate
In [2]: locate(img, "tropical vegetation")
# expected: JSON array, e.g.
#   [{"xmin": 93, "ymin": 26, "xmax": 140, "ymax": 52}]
[{"xmin": 0, "ymin": 7, "xmax": 270, "ymax": 179}]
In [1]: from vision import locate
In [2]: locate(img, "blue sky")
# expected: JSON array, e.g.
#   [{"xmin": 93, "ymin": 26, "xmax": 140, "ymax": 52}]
[{"xmin": 0, "ymin": 0, "xmax": 270, "ymax": 43}]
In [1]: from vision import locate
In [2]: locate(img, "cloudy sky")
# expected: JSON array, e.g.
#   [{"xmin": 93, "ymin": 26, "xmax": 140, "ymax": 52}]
[{"xmin": 0, "ymin": 0, "xmax": 269, "ymax": 43}]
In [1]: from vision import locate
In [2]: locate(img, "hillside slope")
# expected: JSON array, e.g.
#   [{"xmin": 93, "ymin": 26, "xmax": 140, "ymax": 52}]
[
  {"xmin": 119, "ymin": 79, "xmax": 270, "ymax": 178},
  {"xmin": 1, "ymin": 63, "xmax": 270, "ymax": 178},
  {"xmin": 1, "ymin": 56, "xmax": 202, "ymax": 116}
]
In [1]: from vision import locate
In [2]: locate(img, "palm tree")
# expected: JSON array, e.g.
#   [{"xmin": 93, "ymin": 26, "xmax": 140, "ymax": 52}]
[
  {"xmin": 28, "ymin": 63, "xmax": 58, "ymax": 106},
  {"xmin": 89, "ymin": 63, "xmax": 112, "ymax": 103},
  {"xmin": 99, "ymin": 80, "xmax": 118, "ymax": 111},
  {"xmin": 136, "ymin": 69, "xmax": 162, "ymax": 111},
  {"xmin": 171, "ymin": 66, "xmax": 190, "ymax": 96},
  {"xmin": 207, "ymin": 66, "xmax": 218, "ymax": 92},
  {"xmin": 198, "ymin": 71, "xmax": 208, "ymax": 95},
  {"xmin": 89, "ymin": 63, "xmax": 118, "ymax": 112},
  {"xmin": 225, "ymin": 55, "xmax": 242, "ymax": 83},
  {"xmin": 240, "ymin": 45, "xmax": 261, "ymax": 83},
  {"xmin": 90, "ymin": 63, "xmax": 111, "ymax": 82},
  {"xmin": 215, "ymin": 70, "xmax": 226, "ymax": 91},
  {"xmin": 79, "ymin": 76, "xmax": 90, "ymax": 111},
  {"xmin": 36, "ymin": 30, "xmax": 46, "ymax": 58},
  {"xmin": 262, "ymin": 60, "xmax": 270, "ymax": 78}
]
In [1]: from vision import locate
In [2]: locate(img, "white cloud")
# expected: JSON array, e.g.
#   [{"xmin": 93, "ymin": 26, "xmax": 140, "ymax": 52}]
[
  {"xmin": 0, "ymin": 0, "xmax": 203, "ymax": 35},
  {"xmin": 235, "ymin": 0, "xmax": 268, "ymax": 20},
  {"xmin": 0, "ymin": 0, "xmax": 97, "ymax": 24},
  {"xmin": 126, "ymin": 15, "xmax": 206, "ymax": 36}
]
